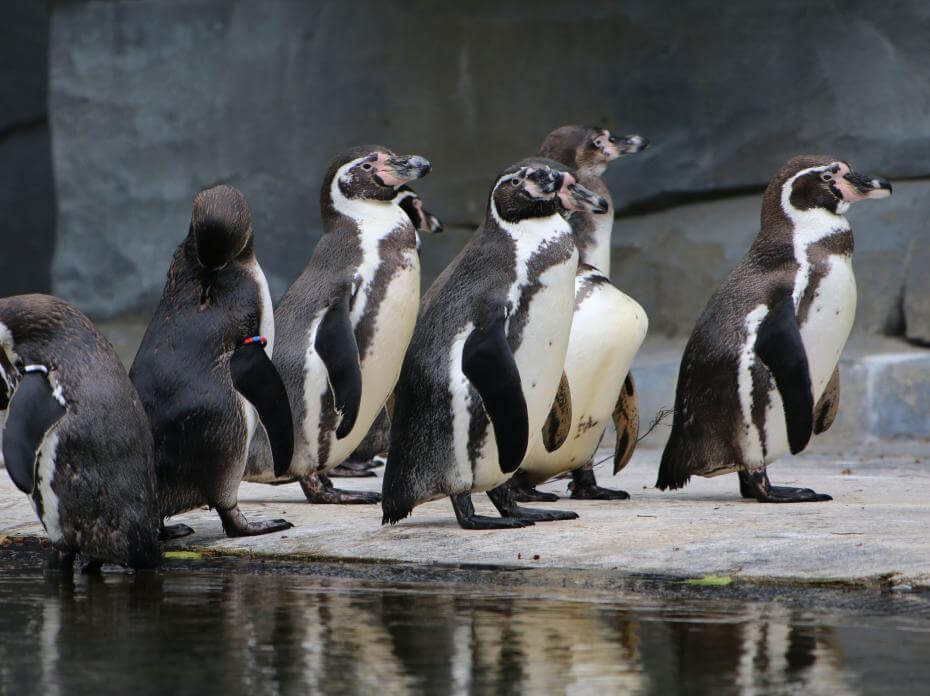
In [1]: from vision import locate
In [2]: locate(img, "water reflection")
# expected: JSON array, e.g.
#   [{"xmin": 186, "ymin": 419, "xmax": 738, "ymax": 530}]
[{"xmin": 0, "ymin": 567, "xmax": 927, "ymax": 696}]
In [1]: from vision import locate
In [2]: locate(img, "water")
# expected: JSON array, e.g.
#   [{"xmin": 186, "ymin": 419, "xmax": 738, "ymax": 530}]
[{"xmin": 0, "ymin": 546, "xmax": 928, "ymax": 695}]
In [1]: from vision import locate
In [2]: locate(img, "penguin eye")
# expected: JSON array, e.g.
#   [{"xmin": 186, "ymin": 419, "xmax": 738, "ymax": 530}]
[
  {"xmin": 362, "ymin": 163, "xmax": 373, "ymax": 171},
  {"xmin": 821, "ymin": 173, "xmax": 833, "ymax": 182},
  {"xmin": 510, "ymin": 178, "xmax": 522, "ymax": 187}
]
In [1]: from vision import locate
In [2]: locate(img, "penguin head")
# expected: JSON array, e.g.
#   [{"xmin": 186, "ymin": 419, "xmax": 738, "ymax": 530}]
[
  {"xmin": 0, "ymin": 336, "xmax": 18, "ymax": 410},
  {"xmin": 190, "ymin": 185, "xmax": 253, "ymax": 271},
  {"xmin": 771, "ymin": 155, "xmax": 893, "ymax": 217},
  {"xmin": 396, "ymin": 186, "xmax": 443, "ymax": 234},
  {"xmin": 540, "ymin": 125, "xmax": 649, "ymax": 177},
  {"xmin": 323, "ymin": 146, "xmax": 432, "ymax": 213},
  {"xmin": 491, "ymin": 160, "xmax": 608, "ymax": 224}
]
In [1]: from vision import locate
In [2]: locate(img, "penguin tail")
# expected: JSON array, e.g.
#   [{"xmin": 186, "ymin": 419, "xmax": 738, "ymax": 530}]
[{"xmin": 655, "ymin": 429, "xmax": 693, "ymax": 491}]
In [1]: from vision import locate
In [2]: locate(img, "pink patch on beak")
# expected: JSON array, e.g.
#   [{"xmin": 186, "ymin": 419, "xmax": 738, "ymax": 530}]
[
  {"xmin": 557, "ymin": 173, "xmax": 577, "ymax": 210},
  {"xmin": 373, "ymin": 153, "xmax": 407, "ymax": 187}
]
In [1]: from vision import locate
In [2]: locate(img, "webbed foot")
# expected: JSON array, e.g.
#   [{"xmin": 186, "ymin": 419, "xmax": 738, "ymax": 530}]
[
  {"xmin": 298, "ymin": 472, "xmax": 382, "ymax": 503},
  {"xmin": 739, "ymin": 469, "xmax": 832, "ymax": 503},
  {"xmin": 568, "ymin": 467, "xmax": 630, "ymax": 500}
]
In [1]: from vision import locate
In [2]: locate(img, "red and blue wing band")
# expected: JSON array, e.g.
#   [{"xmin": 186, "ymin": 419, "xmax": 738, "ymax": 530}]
[{"xmin": 242, "ymin": 336, "xmax": 268, "ymax": 347}]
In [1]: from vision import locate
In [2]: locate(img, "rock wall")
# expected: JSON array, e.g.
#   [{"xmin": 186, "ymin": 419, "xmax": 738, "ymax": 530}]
[
  {"xmin": 0, "ymin": 1, "xmax": 55, "ymax": 296},
  {"xmin": 32, "ymin": 1, "xmax": 930, "ymax": 337}
]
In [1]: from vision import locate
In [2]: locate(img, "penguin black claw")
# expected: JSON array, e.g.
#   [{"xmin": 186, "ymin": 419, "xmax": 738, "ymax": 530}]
[
  {"xmin": 450, "ymin": 493, "xmax": 535, "ymax": 530},
  {"xmin": 218, "ymin": 506, "xmax": 293, "ymax": 537},
  {"xmin": 328, "ymin": 458, "xmax": 382, "ymax": 478},
  {"xmin": 508, "ymin": 471, "xmax": 560, "ymax": 503},
  {"xmin": 486, "ymin": 486, "xmax": 579, "ymax": 523},
  {"xmin": 738, "ymin": 470, "xmax": 832, "ymax": 503},
  {"xmin": 159, "ymin": 523, "xmax": 195, "ymax": 541},
  {"xmin": 568, "ymin": 467, "xmax": 630, "ymax": 501},
  {"xmin": 298, "ymin": 472, "xmax": 382, "ymax": 504}
]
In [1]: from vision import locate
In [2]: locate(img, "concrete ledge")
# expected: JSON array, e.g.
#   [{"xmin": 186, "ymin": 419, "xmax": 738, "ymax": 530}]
[{"xmin": 3, "ymin": 446, "xmax": 928, "ymax": 588}]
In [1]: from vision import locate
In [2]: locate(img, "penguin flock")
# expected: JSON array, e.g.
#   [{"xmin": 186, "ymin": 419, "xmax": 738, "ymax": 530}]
[{"xmin": 0, "ymin": 125, "xmax": 893, "ymax": 571}]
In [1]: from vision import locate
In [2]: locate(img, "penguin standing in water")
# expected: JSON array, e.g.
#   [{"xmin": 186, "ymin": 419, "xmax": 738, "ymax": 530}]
[
  {"xmin": 382, "ymin": 160, "xmax": 609, "ymax": 529},
  {"xmin": 0, "ymin": 295, "xmax": 160, "ymax": 570},
  {"xmin": 330, "ymin": 186, "xmax": 443, "ymax": 479},
  {"xmin": 131, "ymin": 185, "xmax": 294, "ymax": 537},
  {"xmin": 244, "ymin": 146, "xmax": 431, "ymax": 502},
  {"xmin": 657, "ymin": 155, "xmax": 891, "ymax": 501},
  {"xmin": 510, "ymin": 125, "xmax": 650, "ymax": 502}
]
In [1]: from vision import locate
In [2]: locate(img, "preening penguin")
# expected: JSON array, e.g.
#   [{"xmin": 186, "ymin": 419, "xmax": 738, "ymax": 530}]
[
  {"xmin": 657, "ymin": 155, "xmax": 892, "ymax": 502},
  {"xmin": 331, "ymin": 186, "xmax": 443, "ymax": 479},
  {"xmin": 0, "ymin": 295, "xmax": 160, "ymax": 571},
  {"xmin": 131, "ymin": 185, "xmax": 294, "ymax": 537},
  {"xmin": 512, "ymin": 124, "xmax": 650, "ymax": 502},
  {"xmin": 382, "ymin": 160, "xmax": 609, "ymax": 530},
  {"xmin": 244, "ymin": 146, "xmax": 431, "ymax": 503}
]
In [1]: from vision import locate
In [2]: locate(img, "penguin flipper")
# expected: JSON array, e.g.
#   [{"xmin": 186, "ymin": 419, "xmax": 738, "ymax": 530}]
[
  {"xmin": 813, "ymin": 367, "xmax": 840, "ymax": 435},
  {"xmin": 462, "ymin": 306, "xmax": 529, "ymax": 474},
  {"xmin": 231, "ymin": 344, "xmax": 295, "ymax": 477},
  {"xmin": 315, "ymin": 290, "xmax": 362, "ymax": 440},
  {"xmin": 540, "ymin": 372, "xmax": 572, "ymax": 453},
  {"xmin": 612, "ymin": 372, "xmax": 640, "ymax": 474},
  {"xmin": 755, "ymin": 297, "xmax": 814, "ymax": 454},
  {"xmin": 2, "ymin": 371, "xmax": 66, "ymax": 494}
]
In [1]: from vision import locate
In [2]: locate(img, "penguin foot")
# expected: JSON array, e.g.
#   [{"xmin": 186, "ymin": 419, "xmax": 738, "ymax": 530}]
[
  {"xmin": 486, "ymin": 485, "xmax": 579, "ymax": 523},
  {"xmin": 298, "ymin": 472, "xmax": 382, "ymax": 503},
  {"xmin": 328, "ymin": 458, "xmax": 382, "ymax": 478},
  {"xmin": 508, "ymin": 471, "xmax": 560, "ymax": 503},
  {"xmin": 450, "ymin": 493, "xmax": 534, "ymax": 530},
  {"xmin": 218, "ymin": 505, "xmax": 294, "ymax": 537},
  {"xmin": 568, "ymin": 467, "xmax": 630, "ymax": 500},
  {"xmin": 45, "ymin": 548, "xmax": 76, "ymax": 574},
  {"xmin": 81, "ymin": 559, "xmax": 104, "ymax": 575},
  {"xmin": 738, "ymin": 469, "xmax": 833, "ymax": 503},
  {"xmin": 159, "ymin": 523, "xmax": 195, "ymax": 540}
]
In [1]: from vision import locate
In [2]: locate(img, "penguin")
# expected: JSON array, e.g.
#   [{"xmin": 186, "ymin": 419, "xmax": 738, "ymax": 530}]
[
  {"xmin": 382, "ymin": 160, "xmax": 609, "ymax": 529},
  {"xmin": 130, "ymin": 184, "xmax": 295, "ymax": 537},
  {"xmin": 656, "ymin": 155, "xmax": 892, "ymax": 501},
  {"xmin": 0, "ymin": 294, "xmax": 160, "ymax": 571},
  {"xmin": 331, "ymin": 186, "xmax": 443, "ymax": 479},
  {"xmin": 510, "ymin": 125, "xmax": 651, "ymax": 502},
  {"xmin": 243, "ymin": 146, "xmax": 431, "ymax": 503}
]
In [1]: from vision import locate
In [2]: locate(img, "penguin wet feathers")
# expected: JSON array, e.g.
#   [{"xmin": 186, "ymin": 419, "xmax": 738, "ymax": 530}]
[
  {"xmin": 657, "ymin": 155, "xmax": 891, "ymax": 503},
  {"xmin": 130, "ymin": 184, "xmax": 294, "ymax": 538},
  {"xmin": 0, "ymin": 295, "xmax": 160, "ymax": 571},
  {"xmin": 244, "ymin": 146, "xmax": 431, "ymax": 504},
  {"xmin": 511, "ymin": 125, "xmax": 650, "ymax": 504},
  {"xmin": 382, "ymin": 161, "xmax": 609, "ymax": 530}
]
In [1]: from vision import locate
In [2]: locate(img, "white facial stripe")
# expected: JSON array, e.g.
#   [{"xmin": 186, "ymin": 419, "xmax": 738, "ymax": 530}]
[
  {"xmin": 333, "ymin": 157, "xmax": 368, "ymax": 193},
  {"xmin": 781, "ymin": 164, "xmax": 851, "ymax": 309}
]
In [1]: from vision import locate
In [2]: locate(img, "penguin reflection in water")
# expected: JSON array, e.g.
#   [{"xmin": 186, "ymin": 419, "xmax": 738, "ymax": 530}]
[
  {"xmin": 131, "ymin": 185, "xmax": 295, "ymax": 538},
  {"xmin": 244, "ymin": 146, "xmax": 432, "ymax": 502},
  {"xmin": 330, "ymin": 185, "xmax": 444, "ymax": 479},
  {"xmin": 0, "ymin": 295, "xmax": 160, "ymax": 570},
  {"xmin": 657, "ymin": 155, "xmax": 892, "ymax": 501},
  {"xmin": 511, "ymin": 124, "xmax": 649, "ymax": 503},
  {"xmin": 382, "ymin": 161, "xmax": 609, "ymax": 529}
]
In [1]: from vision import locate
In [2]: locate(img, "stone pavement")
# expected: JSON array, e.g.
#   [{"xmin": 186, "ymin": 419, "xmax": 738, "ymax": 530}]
[{"xmin": 2, "ymin": 444, "xmax": 928, "ymax": 588}]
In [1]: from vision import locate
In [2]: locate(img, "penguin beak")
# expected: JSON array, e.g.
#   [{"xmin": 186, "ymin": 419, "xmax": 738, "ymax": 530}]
[
  {"xmin": 0, "ymin": 349, "xmax": 19, "ymax": 409},
  {"xmin": 377, "ymin": 154, "xmax": 432, "ymax": 187},
  {"xmin": 608, "ymin": 133, "xmax": 650, "ymax": 155},
  {"xmin": 425, "ymin": 212, "xmax": 443, "ymax": 234},
  {"xmin": 412, "ymin": 197, "xmax": 444, "ymax": 234},
  {"xmin": 558, "ymin": 175, "xmax": 609, "ymax": 214},
  {"xmin": 840, "ymin": 170, "xmax": 892, "ymax": 201}
]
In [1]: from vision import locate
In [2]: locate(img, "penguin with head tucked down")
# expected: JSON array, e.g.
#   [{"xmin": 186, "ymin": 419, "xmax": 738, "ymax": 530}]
[
  {"xmin": 330, "ymin": 186, "xmax": 443, "ymax": 479},
  {"xmin": 131, "ymin": 184, "xmax": 294, "ymax": 538},
  {"xmin": 508, "ymin": 124, "xmax": 650, "ymax": 503},
  {"xmin": 382, "ymin": 160, "xmax": 609, "ymax": 529},
  {"xmin": 0, "ymin": 294, "xmax": 160, "ymax": 571},
  {"xmin": 243, "ymin": 146, "xmax": 431, "ymax": 502},
  {"xmin": 657, "ymin": 155, "xmax": 891, "ymax": 501}
]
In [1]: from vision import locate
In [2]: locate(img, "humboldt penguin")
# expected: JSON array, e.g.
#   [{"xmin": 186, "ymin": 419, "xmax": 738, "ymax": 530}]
[
  {"xmin": 657, "ymin": 155, "xmax": 891, "ymax": 501},
  {"xmin": 244, "ymin": 146, "xmax": 431, "ymax": 503},
  {"xmin": 0, "ymin": 294, "xmax": 160, "ymax": 571},
  {"xmin": 382, "ymin": 160, "xmax": 609, "ymax": 529},
  {"xmin": 331, "ymin": 186, "xmax": 443, "ymax": 479},
  {"xmin": 511, "ymin": 124, "xmax": 650, "ymax": 502},
  {"xmin": 130, "ymin": 185, "xmax": 294, "ymax": 537}
]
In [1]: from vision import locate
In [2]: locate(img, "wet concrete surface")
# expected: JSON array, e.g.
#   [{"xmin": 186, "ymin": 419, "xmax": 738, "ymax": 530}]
[{"xmin": 3, "ymin": 445, "xmax": 929, "ymax": 589}]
